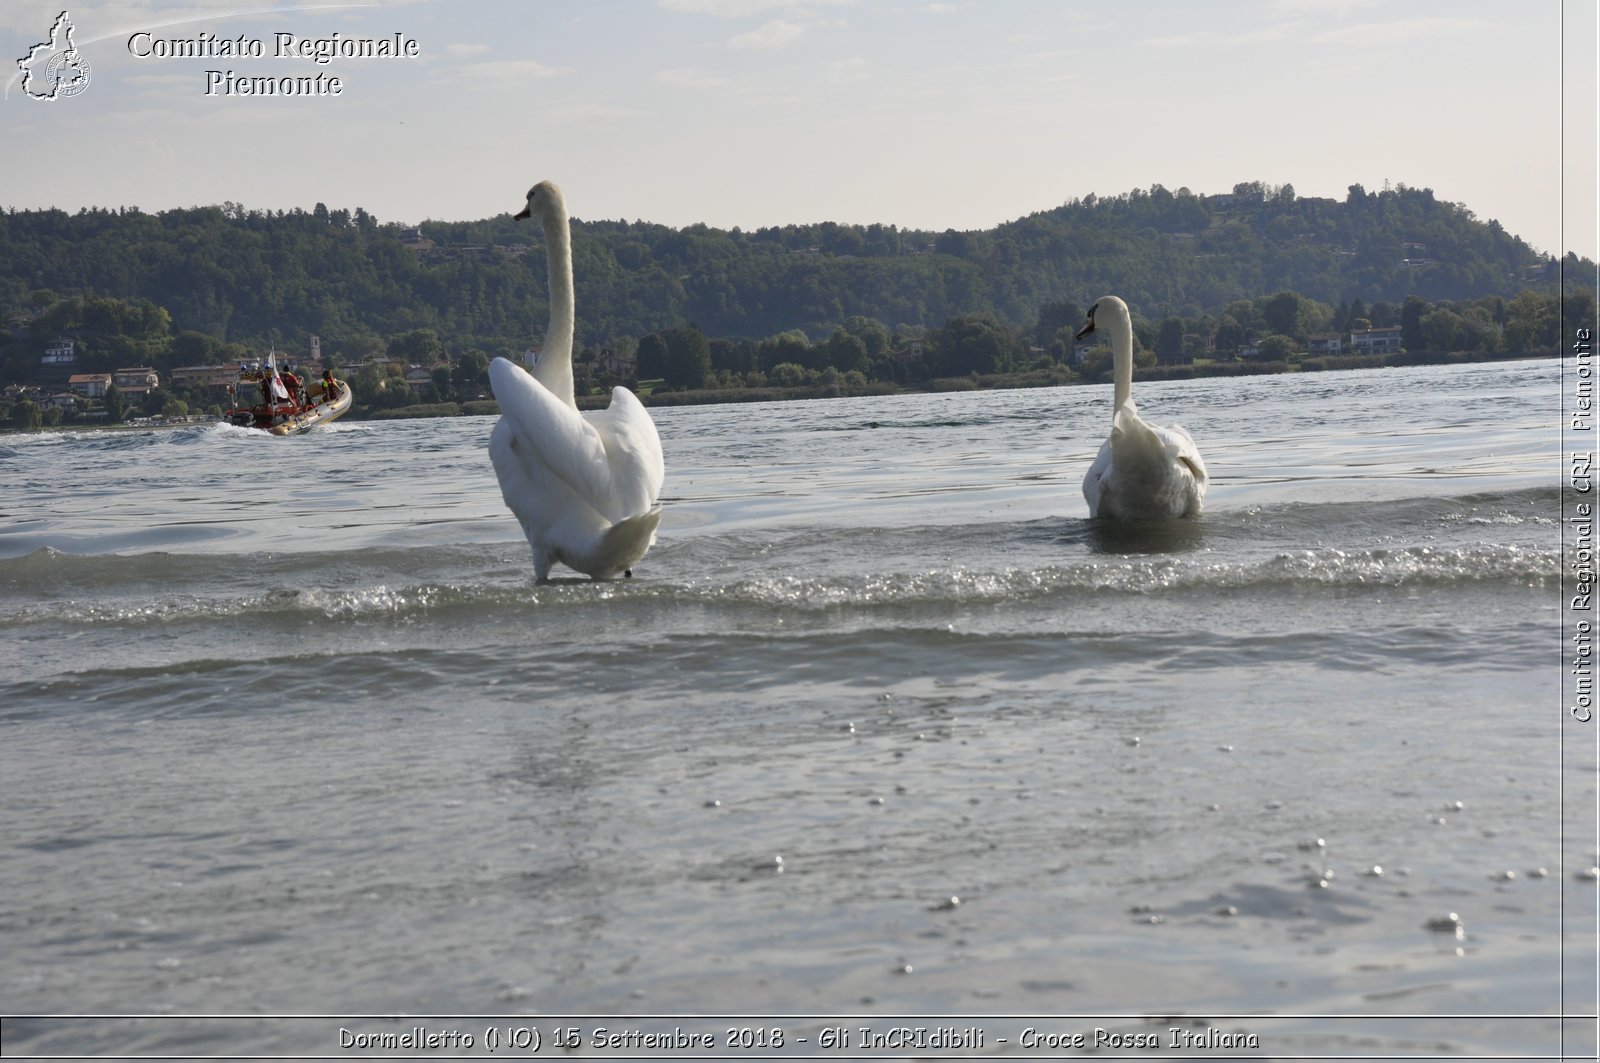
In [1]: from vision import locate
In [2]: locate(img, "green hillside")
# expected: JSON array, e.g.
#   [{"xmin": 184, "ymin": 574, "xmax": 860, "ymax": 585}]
[{"xmin": 1, "ymin": 180, "xmax": 1586, "ymax": 360}]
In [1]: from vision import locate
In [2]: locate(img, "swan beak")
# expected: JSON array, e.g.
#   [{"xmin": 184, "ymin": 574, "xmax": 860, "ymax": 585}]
[
  {"xmin": 1074, "ymin": 321, "xmax": 1095, "ymax": 340},
  {"xmin": 514, "ymin": 206, "xmax": 530, "ymax": 220}
]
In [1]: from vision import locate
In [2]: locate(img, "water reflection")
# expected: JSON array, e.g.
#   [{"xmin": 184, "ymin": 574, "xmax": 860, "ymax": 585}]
[{"xmin": 1081, "ymin": 517, "xmax": 1209, "ymax": 555}]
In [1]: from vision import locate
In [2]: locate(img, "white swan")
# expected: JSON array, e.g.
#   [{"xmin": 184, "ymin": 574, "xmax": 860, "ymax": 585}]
[
  {"xmin": 488, "ymin": 181, "xmax": 664, "ymax": 581},
  {"xmin": 1077, "ymin": 295, "xmax": 1207, "ymax": 520}
]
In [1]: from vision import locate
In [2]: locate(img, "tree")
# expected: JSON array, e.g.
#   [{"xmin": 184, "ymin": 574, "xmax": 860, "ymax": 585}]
[
  {"xmin": 635, "ymin": 332, "xmax": 669, "ymax": 379},
  {"xmin": 756, "ymin": 331, "xmax": 815, "ymax": 372},
  {"xmin": 452, "ymin": 349, "xmax": 489, "ymax": 394},
  {"xmin": 841, "ymin": 315, "xmax": 892, "ymax": 359},
  {"xmin": 769, "ymin": 362, "xmax": 808, "ymax": 387},
  {"xmin": 824, "ymin": 328, "xmax": 869, "ymax": 373},
  {"xmin": 1505, "ymin": 290, "xmax": 1555, "ymax": 353},
  {"xmin": 934, "ymin": 229, "xmax": 972, "ymax": 257},
  {"xmin": 9, "ymin": 400, "xmax": 42, "ymax": 431},
  {"xmin": 936, "ymin": 312, "xmax": 1017, "ymax": 375},
  {"xmin": 1347, "ymin": 298, "xmax": 1368, "ymax": 331},
  {"xmin": 1213, "ymin": 314, "xmax": 1245, "ymax": 352},
  {"xmin": 352, "ymin": 363, "xmax": 414, "ymax": 410},
  {"xmin": 103, "ymin": 383, "xmax": 123, "ymax": 423},
  {"xmin": 1251, "ymin": 334, "xmax": 1298, "ymax": 361},
  {"xmin": 432, "ymin": 365, "xmax": 453, "ymax": 401},
  {"xmin": 388, "ymin": 328, "xmax": 444, "ymax": 364},
  {"xmin": 1156, "ymin": 318, "xmax": 1186, "ymax": 364},
  {"xmin": 1262, "ymin": 291, "xmax": 1313, "ymax": 340},
  {"xmin": 341, "ymin": 335, "xmax": 386, "ymax": 362},
  {"xmin": 707, "ymin": 337, "xmax": 746, "ymax": 375},
  {"xmin": 662, "ymin": 325, "xmax": 712, "ymax": 389},
  {"xmin": 1049, "ymin": 325, "xmax": 1079, "ymax": 362},
  {"xmin": 1078, "ymin": 343, "xmax": 1114, "ymax": 381},
  {"xmin": 1331, "ymin": 300, "xmax": 1352, "ymax": 333},
  {"xmin": 171, "ymin": 330, "xmax": 221, "ymax": 365},
  {"xmin": 1420, "ymin": 307, "xmax": 1479, "ymax": 353},
  {"xmin": 0, "ymin": 181, "xmax": 1584, "ymax": 401},
  {"xmin": 1033, "ymin": 299, "xmax": 1083, "ymax": 348},
  {"xmin": 142, "ymin": 387, "xmax": 172, "ymax": 415},
  {"xmin": 1400, "ymin": 295, "xmax": 1428, "ymax": 351}
]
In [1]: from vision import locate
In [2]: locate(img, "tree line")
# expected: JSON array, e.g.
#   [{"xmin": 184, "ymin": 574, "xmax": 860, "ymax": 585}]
[
  {"xmin": 2, "ymin": 180, "xmax": 1589, "ymax": 357},
  {"xmin": 2, "ymin": 280, "xmax": 1584, "ymax": 430},
  {"xmin": 2, "ymin": 179, "xmax": 1593, "ymax": 424}
]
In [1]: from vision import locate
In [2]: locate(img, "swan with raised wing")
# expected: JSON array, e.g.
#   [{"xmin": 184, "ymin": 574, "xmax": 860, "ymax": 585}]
[
  {"xmin": 488, "ymin": 181, "xmax": 664, "ymax": 581},
  {"xmin": 1077, "ymin": 295, "xmax": 1207, "ymax": 520}
]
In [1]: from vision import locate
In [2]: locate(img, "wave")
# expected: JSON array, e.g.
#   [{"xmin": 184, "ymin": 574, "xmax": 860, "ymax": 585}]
[
  {"xmin": 0, "ymin": 420, "xmax": 376, "ymax": 457},
  {"xmin": 0, "ymin": 541, "xmax": 1558, "ymax": 632},
  {"xmin": 0, "ymin": 484, "xmax": 1558, "ymax": 632}
]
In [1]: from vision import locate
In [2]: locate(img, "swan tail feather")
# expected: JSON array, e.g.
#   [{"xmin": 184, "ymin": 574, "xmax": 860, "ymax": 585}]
[{"xmin": 581, "ymin": 507, "xmax": 662, "ymax": 580}]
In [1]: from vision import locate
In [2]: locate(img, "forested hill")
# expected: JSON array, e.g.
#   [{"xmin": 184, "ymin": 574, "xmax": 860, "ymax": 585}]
[{"xmin": 0, "ymin": 180, "xmax": 1587, "ymax": 356}]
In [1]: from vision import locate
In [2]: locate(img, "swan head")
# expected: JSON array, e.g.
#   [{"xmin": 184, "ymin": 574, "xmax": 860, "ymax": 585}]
[
  {"xmin": 1075, "ymin": 295, "xmax": 1129, "ymax": 340},
  {"xmin": 513, "ymin": 180, "xmax": 565, "ymax": 222}
]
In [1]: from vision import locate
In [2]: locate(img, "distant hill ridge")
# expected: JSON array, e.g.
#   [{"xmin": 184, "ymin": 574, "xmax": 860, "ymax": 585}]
[{"xmin": 0, "ymin": 180, "xmax": 1587, "ymax": 352}]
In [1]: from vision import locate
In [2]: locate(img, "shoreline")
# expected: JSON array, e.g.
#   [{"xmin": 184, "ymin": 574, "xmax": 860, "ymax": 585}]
[
  {"xmin": 345, "ymin": 346, "xmax": 1561, "ymax": 418},
  {"xmin": 4, "ymin": 348, "xmax": 1557, "ymax": 433}
]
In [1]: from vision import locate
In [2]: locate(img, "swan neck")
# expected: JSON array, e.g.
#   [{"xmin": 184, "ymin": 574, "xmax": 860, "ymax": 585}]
[
  {"xmin": 1111, "ymin": 311, "xmax": 1133, "ymax": 415},
  {"xmin": 535, "ymin": 208, "xmax": 576, "ymax": 409}
]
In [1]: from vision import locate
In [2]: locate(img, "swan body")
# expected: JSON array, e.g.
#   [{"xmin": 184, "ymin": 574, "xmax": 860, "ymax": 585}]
[
  {"xmin": 1078, "ymin": 295, "xmax": 1207, "ymax": 520},
  {"xmin": 489, "ymin": 181, "xmax": 664, "ymax": 581}
]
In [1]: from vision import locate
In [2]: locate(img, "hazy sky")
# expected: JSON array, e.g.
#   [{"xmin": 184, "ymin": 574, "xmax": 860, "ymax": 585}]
[{"xmin": 3, "ymin": 0, "xmax": 1596, "ymax": 262}]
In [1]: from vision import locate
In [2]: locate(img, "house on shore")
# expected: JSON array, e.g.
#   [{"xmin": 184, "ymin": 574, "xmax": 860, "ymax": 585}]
[
  {"xmin": 112, "ymin": 367, "xmax": 161, "ymax": 398},
  {"xmin": 41, "ymin": 338, "xmax": 78, "ymax": 365},
  {"xmin": 68, "ymin": 372, "xmax": 112, "ymax": 398},
  {"xmin": 1307, "ymin": 332, "xmax": 1344, "ymax": 356},
  {"xmin": 1349, "ymin": 326, "xmax": 1403, "ymax": 354}
]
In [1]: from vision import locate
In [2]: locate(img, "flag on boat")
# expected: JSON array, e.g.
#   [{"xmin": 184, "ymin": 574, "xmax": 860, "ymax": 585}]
[{"xmin": 267, "ymin": 350, "xmax": 289, "ymax": 401}]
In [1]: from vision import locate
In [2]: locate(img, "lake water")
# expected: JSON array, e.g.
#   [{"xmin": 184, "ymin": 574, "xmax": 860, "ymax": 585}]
[{"xmin": 0, "ymin": 358, "xmax": 1593, "ymax": 1059}]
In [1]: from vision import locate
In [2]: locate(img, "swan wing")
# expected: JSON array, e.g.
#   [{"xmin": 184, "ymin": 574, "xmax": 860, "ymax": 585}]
[
  {"xmin": 1081, "ymin": 437, "xmax": 1113, "ymax": 517},
  {"xmin": 1155, "ymin": 423, "xmax": 1208, "ymax": 489},
  {"xmin": 584, "ymin": 385, "xmax": 666, "ymax": 518},
  {"xmin": 489, "ymin": 357, "xmax": 613, "ymax": 507}
]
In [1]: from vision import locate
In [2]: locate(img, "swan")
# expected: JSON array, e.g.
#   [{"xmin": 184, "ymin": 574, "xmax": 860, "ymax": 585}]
[
  {"xmin": 1077, "ymin": 295, "xmax": 1207, "ymax": 520},
  {"xmin": 488, "ymin": 181, "xmax": 664, "ymax": 581}
]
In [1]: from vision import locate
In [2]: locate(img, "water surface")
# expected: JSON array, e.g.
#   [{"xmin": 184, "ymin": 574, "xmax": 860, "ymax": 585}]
[{"xmin": 0, "ymin": 359, "xmax": 1592, "ymax": 1057}]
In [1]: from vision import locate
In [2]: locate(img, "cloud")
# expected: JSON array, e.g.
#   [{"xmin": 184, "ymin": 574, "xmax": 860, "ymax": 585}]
[
  {"xmin": 657, "ymin": 65, "xmax": 729, "ymax": 89},
  {"xmin": 725, "ymin": 18, "xmax": 805, "ymax": 50},
  {"xmin": 825, "ymin": 55, "xmax": 867, "ymax": 83},
  {"xmin": 446, "ymin": 43, "xmax": 493, "ymax": 58},
  {"xmin": 123, "ymin": 72, "xmax": 193, "ymax": 90},
  {"xmin": 1268, "ymin": 0, "xmax": 1383, "ymax": 15},
  {"xmin": 659, "ymin": 0, "xmax": 849, "ymax": 15},
  {"xmin": 1143, "ymin": 23, "xmax": 1297, "ymax": 49},
  {"xmin": 1310, "ymin": 16, "xmax": 1488, "ymax": 47},
  {"xmin": 1146, "ymin": 12, "xmax": 1485, "ymax": 51},
  {"xmin": 535, "ymin": 99, "xmax": 644, "ymax": 126},
  {"xmin": 431, "ymin": 58, "xmax": 567, "ymax": 89}
]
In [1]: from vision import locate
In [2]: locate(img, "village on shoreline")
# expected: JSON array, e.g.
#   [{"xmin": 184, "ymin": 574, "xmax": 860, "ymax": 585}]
[{"xmin": 0, "ymin": 340, "xmax": 1559, "ymax": 435}]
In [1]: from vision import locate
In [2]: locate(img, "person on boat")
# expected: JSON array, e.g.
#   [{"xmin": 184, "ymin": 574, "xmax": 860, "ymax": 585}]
[
  {"xmin": 321, "ymin": 368, "xmax": 340, "ymax": 403},
  {"xmin": 281, "ymin": 369, "xmax": 301, "ymax": 408}
]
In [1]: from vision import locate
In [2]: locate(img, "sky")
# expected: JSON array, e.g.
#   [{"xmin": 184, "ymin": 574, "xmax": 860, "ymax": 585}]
[{"xmin": 2, "ymin": 0, "xmax": 1596, "ymax": 263}]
